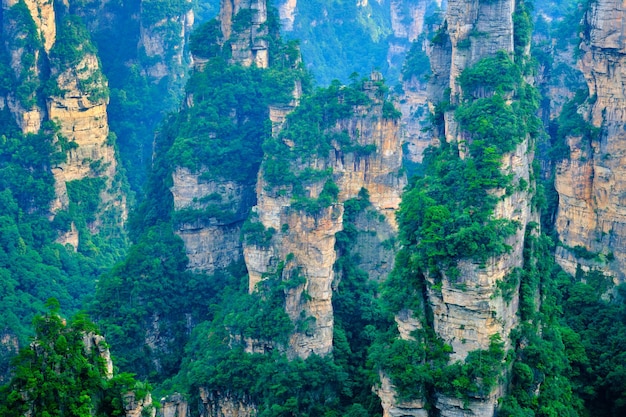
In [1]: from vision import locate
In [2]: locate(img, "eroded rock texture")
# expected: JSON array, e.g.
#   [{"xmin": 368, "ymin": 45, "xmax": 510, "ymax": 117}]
[
  {"xmin": 0, "ymin": 0, "xmax": 127, "ymax": 246},
  {"xmin": 555, "ymin": 0, "xmax": 626, "ymax": 283},
  {"xmin": 171, "ymin": 168, "xmax": 255, "ymax": 274},
  {"xmin": 244, "ymin": 74, "xmax": 406, "ymax": 359},
  {"xmin": 220, "ymin": 0, "xmax": 268, "ymax": 68},
  {"xmin": 139, "ymin": 0, "xmax": 194, "ymax": 81},
  {"xmin": 379, "ymin": 0, "xmax": 536, "ymax": 415}
]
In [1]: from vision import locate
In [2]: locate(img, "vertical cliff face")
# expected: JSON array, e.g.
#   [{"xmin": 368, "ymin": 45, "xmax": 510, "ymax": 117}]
[
  {"xmin": 0, "ymin": 1, "xmax": 127, "ymax": 246},
  {"xmin": 171, "ymin": 168, "xmax": 255, "ymax": 273},
  {"xmin": 169, "ymin": 0, "xmax": 300, "ymax": 275},
  {"xmin": 48, "ymin": 45, "xmax": 125, "ymax": 227},
  {"xmin": 1, "ymin": 0, "xmax": 46, "ymax": 133},
  {"xmin": 397, "ymin": 1, "xmax": 442, "ymax": 164},
  {"xmin": 243, "ymin": 74, "xmax": 406, "ymax": 359},
  {"xmin": 554, "ymin": 0, "xmax": 626, "ymax": 283},
  {"xmin": 379, "ymin": 0, "xmax": 537, "ymax": 415},
  {"xmin": 219, "ymin": 0, "xmax": 268, "ymax": 68},
  {"xmin": 139, "ymin": 0, "xmax": 194, "ymax": 81},
  {"xmin": 439, "ymin": 0, "xmax": 515, "ymax": 144}
]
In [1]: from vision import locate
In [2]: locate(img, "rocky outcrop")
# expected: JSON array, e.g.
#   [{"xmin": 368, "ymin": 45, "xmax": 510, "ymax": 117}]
[
  {"xmin": 435, "ymin": 394, "xmax": 498, "ymax": 417},
  {"xmin": 139, "ymin": 0, "xmax": 194, "ymax": 81},
  {"xmin": 83, "ymin": 333, "xmax": 114, "ymax": 379},
  {"xmin": 399, "ymin": 64, "xmax": 432, "ymax": 163},
  {"xmin": 171, "ymin": 168, "xmax": 255, "ymax": 274},
  {"xmin": 1, "ymin": 1, "xmax": 127, "ymax": 239},
  {"xmin": 278, "ymin": 0, "xmax": 296, "ymax": 31},
  {"xmin": 244, "ymin": 74, "xmax": 406, "ymax": 359},
  {"xmin": 219, "ymin": 0, "xmax": 268, "ymax": 68},
  {"xmin": 376, "ymin": 372, "xmax": 428, "ymax": 417},
  {"xmin": 433, "ymin": 141, "xmax": 532, "ymax": 362},
  {"xmin": 380, "ymin": 0, "xmax": 536, "ymax": 414},
  {"xmin": 48, "ymin": 51, "xmax": 125, "ymax": 224},
  {"xmin": 1, "ymin": 0, "xmax": 46, "ymax": 133},
  {"xmin": 21, "ymin": 0, "xmax": 55, "ymax": 52},
  {"xmin": 554, "ymin": 0, "xmax": 626, "ymax": 283},
  {"xmin": 158, "ymin": 394, "xmax": 189, "ymax": 417},
  {"xmin": 198, "ymin": 388, "xmax": 256, "ymax": 417},
  {"xmin": 124, "ymin": 391, "xmax": 157, "ymax": 417}
]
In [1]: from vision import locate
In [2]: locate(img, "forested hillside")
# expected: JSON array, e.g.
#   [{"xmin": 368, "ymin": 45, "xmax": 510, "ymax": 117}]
[{"xmin": 1, "ymin": 0, "xmax": 626, "ymax": 417}]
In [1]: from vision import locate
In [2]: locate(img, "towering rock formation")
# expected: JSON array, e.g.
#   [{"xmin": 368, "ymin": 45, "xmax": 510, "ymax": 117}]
[
  {"xmin": 171, "ymin": 168, "xmax": 256, "ymax": 274},
  {"xmin": 1, "ymin": 0, "xmax": 47, "ymax": 133},
  {"xmin": 243, "ymin": 73, "xmax": 406, "ymax": 359},
  {"xmin": 0, "ymin": 0, "xmax": 127, "ymax": 247},
  {"xmin": 139, "ymin": 0, "xmax": 195, "ymax": 81},
  {"xmin": 554, "ymin": 0, "xmax": 626, "ymax": 283},
  {"xmin": 48, "ymin": 16, "xmax": 126, "ymax": 235},
  {"xmin": 397, "ymin": 1, "xmax": 442, "ymax": 164},
  {"xmin": 378, "ymin": 0, "xmax": 537, "ymax": 415},
  {"xmin": 219, "ymin": 0, "xmax": 269, "ymax": 68},
  {"xmin": 169, "ymin": 0, "xmax": 304, "ymax": 275}
]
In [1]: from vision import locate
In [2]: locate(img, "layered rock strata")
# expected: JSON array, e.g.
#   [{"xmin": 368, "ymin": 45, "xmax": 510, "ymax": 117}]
[
  {"xmin": 48, "ymin": 51, "xmax": 125, "ymax": 224},
  {"xmin": 1, "ymin": 0, "xmax": 127, "ymax": 242},
  {"xmin": 139, "ymin": 0, "xmax": 194, "ymax": 81},
  {"xmin": 198, "ymin": 388, "xmax": 255, "ymax": 417},
  {"xmin": 220, "ymin": 0, "xmax": 268, "ymax": 68},
  {"xmin": 380, "ymin": 0, "xmax": 536, "ymax": 415},
  {"xmin": 1, "ymin": 0, "xmax": 46, "ymax": 133},
  {"xmin": 244, "ymin": 73, "xmax": 406, "ymax": 359},
  {"xmin": 554, "ymin": 0, "xmax": 626, "ymax": 283},
  {"xmin": 171, "ymin": 168, "xmax": 255, "ymax": 274}
]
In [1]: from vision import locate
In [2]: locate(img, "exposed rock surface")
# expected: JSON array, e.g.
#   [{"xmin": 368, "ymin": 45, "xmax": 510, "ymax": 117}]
[
  {"xmin": 554, "ymin": 0, "xmax": 626, "ymax": 283},
  {"xmin": 82, "ymin": 333, "xmax": 114, "ymax": 379},
  {"xmin": 278, "ymin": 0, "xmax": 297, "ymax": 31},
  {"xmin": 380, "ymin": 0, "xmax": 535, "ymax": 414},
  {"xmin": 171, "ymin": 168, "xmax": 255, "ymax": 273},
  {"xmin": 376, "ymin": 372, "xmax": 428, "ymax": 417},
  {"xmin": 139, "ymin": 0, "xmax": 194, "ymax": 81},
  {"xmin": 21, "ymin": 0, "xmax": 55, "ymax": 52},
  {"xmin": 124, "ymin": 391, "xmax": 156, "ymax": 417},
  {"xmin": 158, "ymin": 393, "xmax": 189, "ymax": 417},
  {"xmin": 198, "ymin": 388, "xmax": 256, "ymax": 417},
  {"xmin": 435, "ymin": 394, "xmax": 498, "ymax": 417},
  {"xmin": 219, "ymin": 0, "xmax": 268, "ymax": 68},
  {"xmin": 1, "ymin": 0, "xmax": 127, "ymax": 241},
  {"xmin": 350, "ymin": 206, "xmax": 398, "ymax": 282},
  {"xmin": 48, "ymin": 52, "xmax": 125, "ymax": 225},
  {"xmin": 1, "ymin": 0, "xmax": 45, "ymax": 133},
  {"xmin": 244, "ymin": 74, "xmax": 406, "ymax": 359}
]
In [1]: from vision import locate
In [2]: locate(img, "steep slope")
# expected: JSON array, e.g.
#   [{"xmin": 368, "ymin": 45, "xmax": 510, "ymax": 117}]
[
  {"xmin": 374, "ymin": 0, "xmax": 539, "ymax": 415},
  {"xmin": 1, "ymin": 0, "xmax": 127, "ymax": 246},
  {"xmin": 0, "ymin": 0, "xmax": 130, "ymax": 380},
  {"xmin": 243, "ymin": 72, "xmax": 405, "ymax": 359},
  {"xmin": 92, "ymin": 0, "xmax": 309, "ymax": 382},
  {"xmin": 554, "ymin": 0, "xmax": 626, "ymax": 283},
  {"xmin": 168, "ymin": 0, "xmax": 302, "ymax": 274}
]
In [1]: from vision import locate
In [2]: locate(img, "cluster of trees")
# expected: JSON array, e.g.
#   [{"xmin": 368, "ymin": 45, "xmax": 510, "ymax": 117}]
[{"xmin": 0, "ymin": 301, "xmax": 149, "ymax": 417}]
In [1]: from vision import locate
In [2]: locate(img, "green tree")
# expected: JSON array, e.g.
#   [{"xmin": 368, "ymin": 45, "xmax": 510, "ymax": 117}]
[{"xmin": 0, "ymin": 301, "xmax": 150, "ymax": 417}]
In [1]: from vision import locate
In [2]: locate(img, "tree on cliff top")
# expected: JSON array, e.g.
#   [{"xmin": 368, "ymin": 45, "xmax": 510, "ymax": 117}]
[{"xmin": 0, "ymin": 299, "xmax": 150, "ymax": 417}]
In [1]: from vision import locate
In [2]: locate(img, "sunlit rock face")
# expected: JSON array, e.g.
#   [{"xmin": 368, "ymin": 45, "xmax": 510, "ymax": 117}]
[
  {"xmin": 171, "ymin": 167, "xmax": 255, "ymax": 274},
  {"xmin": 379, "ymin": 0, "xmax": 538, "ymax": 415},
  {"xmin": 1, "ymin": 0, "xmax": 127, "ymax": 244},
  {"xmin": 244, "ymin": 74, "xmax": 405, "ymax": 359}
]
